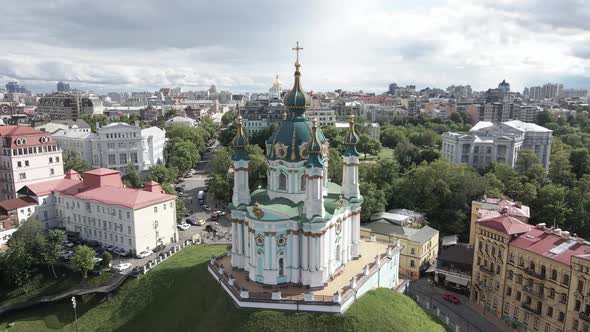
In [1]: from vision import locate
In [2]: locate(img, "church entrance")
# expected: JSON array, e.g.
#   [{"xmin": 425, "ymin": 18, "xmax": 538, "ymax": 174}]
[{"xmin": 279, "ymin": 257, "xmax": 284, "ymax": 276}]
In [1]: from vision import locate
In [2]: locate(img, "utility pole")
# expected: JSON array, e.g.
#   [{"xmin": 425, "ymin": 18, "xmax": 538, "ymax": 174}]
[{"xmin": 71, "ymin": 296, "xmax": 79, "ymax": 332}]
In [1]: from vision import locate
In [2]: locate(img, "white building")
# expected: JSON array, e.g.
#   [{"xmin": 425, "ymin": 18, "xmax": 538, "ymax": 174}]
[
  {"xmin": 0, "ymin": 126, "xmax": 65, "ymax": 200},
  {"xmin": 53, "ymin": 122, "xmax": 166, "ymax": 173},
  {"xmin": 17, "ymin": 168, "xmax": 178, "ymax": 253},
  {"xmin": 165, "ymin": 116, "xmax": 196, "ymax": 127},
  {"xmin": 442, "ymin": 120, "xmax": 552, "ymax": 170}
]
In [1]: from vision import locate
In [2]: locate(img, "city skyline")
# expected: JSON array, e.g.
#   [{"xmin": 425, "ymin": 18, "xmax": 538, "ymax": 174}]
[{"xmin": 1, "ymin": 0, "xmax": 590, "ymax": 93}]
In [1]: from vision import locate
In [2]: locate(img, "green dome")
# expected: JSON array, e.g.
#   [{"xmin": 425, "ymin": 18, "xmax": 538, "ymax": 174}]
[
  {"xmin": 267, "ymin": 116, "xmax": 326, "ymax": 162},
  {"xmin": 232, "ymin": 116, "xmax": 249, "ymax": 161},
  {"xmin": 306, "ymin": 119, "xmax": 324, "ymax": 168},
  {"xmin": 283, "ymin": 62, "xmax": 311, "ymax": 114},
  {"xmin": 343, "ymin": 115, "xmax": 360, "ymax": 157}
]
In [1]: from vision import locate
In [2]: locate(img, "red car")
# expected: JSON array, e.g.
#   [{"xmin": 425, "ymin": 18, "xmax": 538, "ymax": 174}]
[{"xmin": 443, "ymin": 293, "xmax": 461, "ymax": 304}]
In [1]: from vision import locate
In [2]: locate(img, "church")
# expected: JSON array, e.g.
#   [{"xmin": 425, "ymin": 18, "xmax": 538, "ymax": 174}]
[{"xmin": 229, "ymin": 49, "xmax": 364, "ymax": 288}]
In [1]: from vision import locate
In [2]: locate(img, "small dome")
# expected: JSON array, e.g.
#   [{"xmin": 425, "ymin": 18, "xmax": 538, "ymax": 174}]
[
  {"xmin": 232, "ymin": 116, "xmax": 249, "ymax": 161},
  {"xmin": 343, "ymin": 115, "xmax": 360, "ymax": 157},
  {"xmin": 283, "ymin": 62, "xmax": 311, "ymax": 112}
]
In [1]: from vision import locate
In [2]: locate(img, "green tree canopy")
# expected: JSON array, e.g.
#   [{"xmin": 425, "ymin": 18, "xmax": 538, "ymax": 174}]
[
  {"xmin": 72, "ymin": 245, "xmax": 97, "ymax": 279},
  {"xmin": 63, "ymin": 150, "xmax": 91, "ymax": 174}
]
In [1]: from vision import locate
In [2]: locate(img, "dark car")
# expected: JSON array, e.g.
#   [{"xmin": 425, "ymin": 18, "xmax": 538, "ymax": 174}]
[
  {"xmin": 154, "ymin": 244, "xmax": 166, "ymax": 252},
  {"xmin": 443, "ymin": 293, "xmax": 461, "ymax": 304}
]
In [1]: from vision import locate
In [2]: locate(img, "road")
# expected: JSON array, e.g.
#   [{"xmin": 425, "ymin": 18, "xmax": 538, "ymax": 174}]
[
  {"xmin": 113, "ymin": 146, "xmax": 232, "ymax": 274},
  {"xmin": 408, "ymin": 279, "xmax": 504, "ymax": 332}
]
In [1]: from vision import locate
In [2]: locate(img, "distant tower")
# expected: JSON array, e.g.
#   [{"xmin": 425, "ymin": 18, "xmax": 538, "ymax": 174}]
[
  {"xmin": 342, "ymin": 115, "xmax": 360, "ymax": 200},
  {"xmin": 57, "ymin": 81, "xmax": 70, "ymax": 92},
  {"xmin": 269, "ymin": 74, "xmax": 282, "ymax": 100},
  {"xmin": 209, "ymin": 84, "xmax": 217, "ymax": 94},
  {"xmin": 498, "ymin": 80, "xmax": 510, "ymax": 94}
]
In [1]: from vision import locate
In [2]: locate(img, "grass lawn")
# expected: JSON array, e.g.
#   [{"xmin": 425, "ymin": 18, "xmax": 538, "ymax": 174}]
[
  {"xmin": 360, "ymin": 147, "xmax": 394, "ymax": 162},
  {"xmin": 0, "ymin": 267, "xmax": 113, "ymax": 308},
  {"xmin": 0, "ymin": 245, "xmax": 445, "ymax": 332}
]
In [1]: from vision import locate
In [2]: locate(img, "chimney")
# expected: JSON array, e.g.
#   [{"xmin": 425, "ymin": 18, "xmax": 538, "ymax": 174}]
[
  {"xmin": 536, "ymin": 223, "xmax": 546, "ymax": 230},
  {"xmin": 561, "ymin": 231, "xmax": 570, "ymax": 239},
  {"xmin": 554, "ymin": 228, "xmax": 562, "ymax": 236},
  {"xmin": 515, "ymin": 201, "xmax": 522, "ymax": 208},
  {"xmin": 577, "ymin": 237, "xmax": 585, "ymax": 244},
  {"xmin": 545, "ymin": 227, "xmax": 553, "ymax": 234}
]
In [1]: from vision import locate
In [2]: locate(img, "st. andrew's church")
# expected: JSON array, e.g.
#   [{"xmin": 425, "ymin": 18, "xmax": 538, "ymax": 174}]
[{"xmin": 228, "ymin": 49, "xmax": 365, "ymax": 288}]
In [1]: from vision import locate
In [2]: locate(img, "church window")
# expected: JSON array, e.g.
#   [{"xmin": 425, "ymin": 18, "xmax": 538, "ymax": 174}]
[
  {"xmin": 278, "ymin": 257, "xmax": 284, "ymax": 276},
  {"xmin": 255, "ymin": 234, "xmax": 264, "ymax": 246},
  {"xmin": 278, "ymin": 173, "xmax": 287, "ymax": 191},
  {"xmin": 277, "ymin": 235, "xmax": 287, "ymax": 246},
  {"xmin": 300, "ymin": 175, "xmax": 306, "ymax": 191}
]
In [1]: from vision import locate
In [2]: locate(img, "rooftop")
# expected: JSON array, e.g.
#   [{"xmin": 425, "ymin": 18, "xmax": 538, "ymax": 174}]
[
  {"xmin": 477, "ymin": 214, "xmax": 532, "ymax": 235},
  {"xmin": 362, "ymin": 219, "xmax": 438, "ymax": 244},
  {"xmin": 19, "ymin": 168, "xmax": 175, "ymax": 209},
  {"xmin": 437, "ymin": 243, "xmax": 474, "ymax": 266},
  {"xmin": 511, "ymin": 227, "xmax": 590, "ymax": 266},
  {"xmin": 0, "ymin": 196, "xmax": 37, "ymax": 212}
]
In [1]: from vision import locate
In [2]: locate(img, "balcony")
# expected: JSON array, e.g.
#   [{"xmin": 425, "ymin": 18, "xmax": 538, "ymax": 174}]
[
  {"xmin": 480, "ymin": 265, "xmax": 494, "ymax": 274},
  {"xmin": 521, "ymin": 302, "xmax": 542, "ymax": 315},
  {"xmin": 524, "ymin": 268, "xmax": 546, "ymax": 280},
  {"xmin": 580, "ymin": 312, "xmax": 590, "ymax": 323}
]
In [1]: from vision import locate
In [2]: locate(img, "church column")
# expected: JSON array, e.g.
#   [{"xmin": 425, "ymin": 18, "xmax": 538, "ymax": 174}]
[
  {"xmin": 319, "ymin": 233, "xmax": 325, "ymax": 271},
  {"xmin": 302, "ymin": 234, "xmax": 308, "ymax": 270},
  {"xmin": 231, "ymin": 221, "xmax": 237, "ymax": 254},
  {"xmin": 270, "ymin": 232, "xmax": 276, "ymax": 270}
]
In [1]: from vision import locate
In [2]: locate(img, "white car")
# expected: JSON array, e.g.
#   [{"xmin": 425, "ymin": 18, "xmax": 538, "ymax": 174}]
[
  {"xmin": 113, "ymin": 248, "xmax": 129, "ymax": 257},
  {"xmin": 112, "ymin": 263, "xmax": 132, "ymax": 272},
  {"xmin": 137, "ymin": 250, "xmax": 154, "ymax": 259},
  {"xmin": 177, "ymin": 223, "xmax": 191, "ymax": 231},
  {"xmin": 62, "ymin": 250, "xmax": 74, "ymax": 260},
  {"xmin": 93, "ymin": 257, "xmax": 103, "ymax": 264},
  {"xmin": 63, "ymin": 241, "xmax": 75, "ymax": 248}
]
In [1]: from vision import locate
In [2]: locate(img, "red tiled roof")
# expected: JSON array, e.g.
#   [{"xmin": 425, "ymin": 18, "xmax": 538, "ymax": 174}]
[
  {"xmin": 0, "ymin": 214, "xmax": 18, "ymax": 231},
  {"xmin": 84, "ymin": 168, "xmax": 120, "ymax": 176},
  {"xmin": 21, "ymin": 169, "xmax": 174, "ymax": 209},
  {"xmin": 477, "ymin": 214, "xmax": 532, "ymax": 235},
  {"xmin": 0, "ymin": 125, "xmax": 56, "ymax": 148},
  {"xmin": 0, "ymin": 196, "xmax": 37, "ymax": 211},
  {"xmin": 511, "ymin": 228, "xmax": 590, "ymax": 266}
]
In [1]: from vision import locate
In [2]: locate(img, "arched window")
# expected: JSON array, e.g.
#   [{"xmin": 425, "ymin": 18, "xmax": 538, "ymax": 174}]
[
  {"xmin": 300, "ymin": 175, "xmax": 306, "ymax": 191},
  {"xmin": 278, "ymin": 173, "xmax": 287, "ymax": 191},
  {"xmin": 278, "ymin": 257, "xmax": 284, "ymax": 276}
]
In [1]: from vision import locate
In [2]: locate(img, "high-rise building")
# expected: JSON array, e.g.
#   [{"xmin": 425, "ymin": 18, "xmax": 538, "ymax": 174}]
[
  {"xmin": 498, "ymin": 80, "xmax": 511, "ymax": 94},
  {"xmin": 525, "ymin": 83, "xmax": 563, "ymax": 100},
  {"xmin": 5, "ymin": 82, "xmax": 30, "ymax": 94},
  {"xmin": 388, "ymin": 83, "xmax": 399, "ymax": 95},
  {"xmin": 56, "ymin": 81, "xmax": 70, "ymax": 92}
]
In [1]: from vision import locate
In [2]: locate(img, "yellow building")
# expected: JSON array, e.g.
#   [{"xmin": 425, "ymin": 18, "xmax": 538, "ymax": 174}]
[
  {"xmin": 472, "ymin": 210, "xmax": 590, "ymax": 332},
  {"xmin": 469, "ymin": 198, "xmax": 530, "ymax": 246},
  {"xmin": 361, "ymin": 212, "xmax": 438, "ymax": 280}
]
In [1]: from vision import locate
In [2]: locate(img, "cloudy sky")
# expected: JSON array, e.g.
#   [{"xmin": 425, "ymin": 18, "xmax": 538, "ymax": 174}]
[{"xmin": 1, "ymin": 0, "xmax": 589, "ymax": 94}]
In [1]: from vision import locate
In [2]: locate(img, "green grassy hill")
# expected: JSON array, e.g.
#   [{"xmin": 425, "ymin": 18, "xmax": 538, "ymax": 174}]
[{"xmin": 0, "ymin": 245, "xmax": 445, "ymax": 332}]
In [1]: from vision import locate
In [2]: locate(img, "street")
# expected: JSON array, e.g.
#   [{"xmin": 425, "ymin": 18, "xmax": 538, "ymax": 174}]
[{"xmin": 408, "ymin": 279, "xmax": 506, "ymax": 332}]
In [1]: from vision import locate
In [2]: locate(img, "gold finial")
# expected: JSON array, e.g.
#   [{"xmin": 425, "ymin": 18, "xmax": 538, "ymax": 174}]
[
  {"xmin": 292, "ymin": 41, "xmax": 303, "ymax": 63},
  {"xmin": 312, "ymin": 117, "xmax": 318, "ymax": 128},
  {"xmin": 349, "ymin": 114, "xmax": 355, "ymax": 125}
]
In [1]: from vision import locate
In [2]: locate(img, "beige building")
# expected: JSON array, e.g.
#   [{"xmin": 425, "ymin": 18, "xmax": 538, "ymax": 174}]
[
  {"xmin": 0, "ymin": 126, "xmax": 65, "ymax": 200},
  {"xmin": 18, "ymin": 168, "xmax": 178, "ymax": 254},
  {"xmin": 469, "ymin": 198, "xmax": 530, "ymax": 246},
  {"xmin": 471, "ymin": 201, "xmax": 590, "ymax": 332},
  {"xmin": 361, "ymin": 211, "xmax": 438, "ymax": 280}
]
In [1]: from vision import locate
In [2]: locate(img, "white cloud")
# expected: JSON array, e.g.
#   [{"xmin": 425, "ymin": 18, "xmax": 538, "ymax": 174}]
[{"xmin": 0, "ymin": 0, "xmax": 589, "ymax": 93}]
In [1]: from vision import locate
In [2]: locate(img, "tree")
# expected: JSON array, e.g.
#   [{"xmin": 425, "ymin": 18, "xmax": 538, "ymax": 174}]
[
  {"xmin": 247, "ymin": 145, "xmax": 268, "ymax": 190},
  {"xmin": 100, "ymin": 251, "xmax": 112, "ymax": 269},
  {"xmin": 516, "ymin": 149, "xmax": 540, "ymax": 172},
  {"xmin": 166, "ymin": 138, "xmax": 200, "ymax": 175},
  {"xmin": 218, "ymin": 124, "xmax": 237, "ymax": 147},
  {"xmin": 394, "ymin": 141, "xmax": 421, "ymax": 170},
  {"xmin": 176, "ymin": 198, "xmax": 187, "ymax": 223},
  {"xmin": 250, "ymin": 126, "xmax": 275, "ymax": 150},
  {"xmin": 1, "ymin": 241, "xmax": 34, "ymax": 292},
  {"xmin": 166, "ymin": 125, "xmax": 207, "ymax": 154},
  {"xmin": 535, "ymin": 110, "xmax": 555, "ymax": 127},
  {"xmin": 80, "ymin": 114, "xmax": 109, "ymax": 132},
  {"xmin": 122, "ymin": 162, "xmax": 143, "ymax": 188},
  {"xmin": 359, "ymin": 182, "xmax": 387, "ymax": 222},
  {"xmin": 63, "ymin": 150, "xmax": 91, "ymax": 174},
  {"xmin": 43, "ymin": 229, "xmax": 64, "ymax": 279},
  {"xmin": 72, "ymin": 245, "xmax": 96, "ymax": 279},
  {"xmin": 533, "ymin": 184, "xmax": 571, "ymax": 227},
  {"xmin": 328, "ymin": 148, "xmax": 343, "ymax": 185},
  {"xmin": 221, "ymin": 111, "xmax": 235, "ymax": 126},
  {"xmin": 146, "ymin": 164, "xmax": 178, "ymax": 185},
  {"xmin": 570, "ymin": 148, "xmax": 590, "ymax": 179},
  {"xmin": 357, "ymin": 135, "xmax": 382, "ymax": 159}
]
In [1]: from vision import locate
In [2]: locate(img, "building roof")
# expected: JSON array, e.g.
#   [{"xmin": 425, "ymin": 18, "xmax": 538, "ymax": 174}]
[
  {"xmin": 511, "ymin": 227, "xmax": 590, "ymax": 266},
  {"xmin": 370, "ymin": 212, "xmax": 411, "ymax": 225},
  {"xmin": 19, "ymin": 169, "xmax": 175, "ymax": 209},
  {"xmin": 437, "ymin": 243, "xmax": 474, "ymax": 265},
  {"xmin": 503, "ymin": 120, "xmax": 552, "ymax": 133},
  {"xmin": 0, "ymin": 196, "xmax": 37, "ymax": 211},
  {"xmin": 477, "ymin": 214, "xmax": 532, "ymax": 235},
  {"xmin": 441, "ymin": 235, "xmax": 459, "ymax": 247},
  {"xmin": 362, "ymin": 219, "xmax": 438, "ymax": 244}
]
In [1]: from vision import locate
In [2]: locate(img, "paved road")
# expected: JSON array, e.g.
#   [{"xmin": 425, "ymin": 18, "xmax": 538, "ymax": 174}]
[{"xmin": 408, "ymin": 279, "xmax": 502, "ymax": 332}]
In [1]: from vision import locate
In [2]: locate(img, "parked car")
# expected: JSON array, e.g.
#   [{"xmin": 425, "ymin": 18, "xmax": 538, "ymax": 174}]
[
  {"xmin": 63, "ymin": 240, "xmax": 75, "ymax": 248},
  {"xmin": 177, "ymin": 223, "xmax": 191, "ymax": 231},
  {"xmin": 93, "ymin": 257, "xmax": 103, "ymax": 264},
  {"xmin": 198, "ymin": 199, "xmax": 204, "ymax": 205},
  {"xmin": 442, "ymin": 293, "xmax": 461, "ymax": 304},
  {"xmin": 175, "ymin": 186, "xmax": 184, "ymax": 192},
  {"xmin": 154, "ymin": 244, "xmax": 166, "ymax": 252},
  {"xmin": 136, "ymin": 250, "xmax": 154, "ymax": 259},
  {"xmin": 105, "ymin": 244, "xmax": 115, "ymax": 252},
  {"xmin": 196, "ymin": 219, "xmax": 206, "ymax": 226},
  {"xmin": 132, "ymin": 266, "xmax": 143, "ymax": 274},
  {"xmin": 113, "ymin": 248, "xmax": 129, "ymax": 257},
  {"xmin": 62, "ymin": 250, "xmax": 74, "ymax": 260},
  {"xmin": 112, "ymin": 263, "xmax": 132, "ymax": 272},
  {"xmin": 202, "ymin": 205, "xmax": 211, "ymax": 212}
]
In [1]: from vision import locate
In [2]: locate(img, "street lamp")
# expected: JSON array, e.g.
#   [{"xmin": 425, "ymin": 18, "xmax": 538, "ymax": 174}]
[{"xmin": 71, "ymin": 296, "xmax": 79, "ymax": 332}]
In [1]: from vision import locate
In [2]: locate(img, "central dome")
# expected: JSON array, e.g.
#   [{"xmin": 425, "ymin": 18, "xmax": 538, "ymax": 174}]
[{"xmin": 266, "ymin": 61, "xmax": 326, "ymax": 162}]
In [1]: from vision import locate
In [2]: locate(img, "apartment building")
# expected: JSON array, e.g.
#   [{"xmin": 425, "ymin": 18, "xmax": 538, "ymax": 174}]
[
  {"xmin": 469, "ymin": 198, "xmax": 530, "ymax": 246},
  {"xmin": 361, "ymin": 211, "xmax": 439, "ymax": 280},
  {"xmin": 0, "ymin": 126, "xmax": 65, "ymax": 200},
  {"xmin": 17, "ymin": 168, "xmax": 178, "ymax": 254},
  {"xmin": 471, "ymin": 207, "xmax": 590, "ymax": 332},
  {"xmin": 53, "ymin": 122, "xmax": 165, "ymax": 173},
  {"xmin": 36, "ymin": 92, "xmax": 104, "ymax": 120}
]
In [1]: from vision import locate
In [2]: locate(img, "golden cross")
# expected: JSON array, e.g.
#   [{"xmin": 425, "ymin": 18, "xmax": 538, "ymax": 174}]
[{"xmin": 292, "ymin": 41, "xmax": 303, "ymax": 62}]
